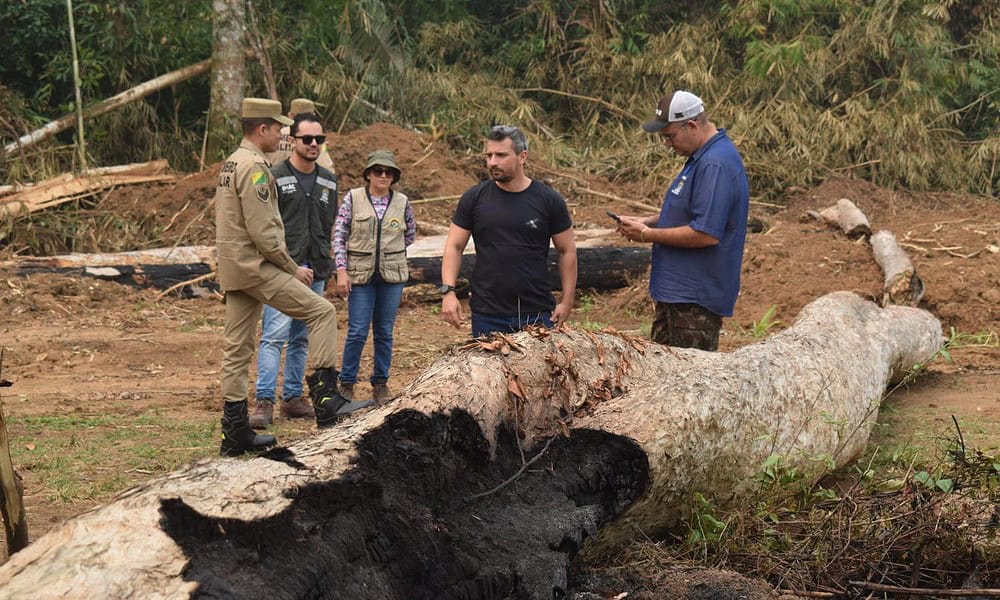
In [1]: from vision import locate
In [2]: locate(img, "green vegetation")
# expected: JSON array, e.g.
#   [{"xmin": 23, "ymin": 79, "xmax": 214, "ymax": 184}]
[
  {"xmin": 10, "ymin": 412, "xmax": 217, "ymax": 503},
  {"xmin": 626, "ymin": 428, "xmax": 1000, "ymax": 595},
  {"xmin": 2, "ymin": 1, "xmax": 997, "ymax": 202},
  {"xmin": 571, "ymin": 293, "xmax": 610, "ymax": 331},
  {"xmin": 739, "ymin": 304, "xmax": 782, "ymax": 338}
]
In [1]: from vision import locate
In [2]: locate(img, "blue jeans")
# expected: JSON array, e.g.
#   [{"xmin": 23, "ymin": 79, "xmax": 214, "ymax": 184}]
[
  {"xmin": 255, "ymin": 278, "xmax": 326, "ymax": 401},
  {"xmin": 471, "ymin": 312, "xmax": 554, "ymax": 338},
  {"xmin": 339, "ymin": 275, "xmax": 404, "ymax": 385}
]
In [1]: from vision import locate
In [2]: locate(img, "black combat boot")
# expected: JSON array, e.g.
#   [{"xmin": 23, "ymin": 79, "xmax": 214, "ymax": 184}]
[
  {"xmin": 307, "ymin": 367, "xmax": 375, "ymax": 429},
  {"xmin": 220, "ymin": 400, "xmax": 277, "ymax": 456}
]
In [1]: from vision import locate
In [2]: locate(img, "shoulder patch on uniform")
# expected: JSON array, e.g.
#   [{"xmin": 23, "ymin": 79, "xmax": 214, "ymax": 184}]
[
  {"xmin": 256, "ymin": 184, "xmax": 271, "ymax": 202},
  {"xmin": 252, "ymin": 171, "xmax": 268, "ymax": 186}
]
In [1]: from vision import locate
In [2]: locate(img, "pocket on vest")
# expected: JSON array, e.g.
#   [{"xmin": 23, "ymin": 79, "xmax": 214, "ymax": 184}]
[{"xmin": 380, "ymin": 250, "xmax": 409, "ymax": 283}]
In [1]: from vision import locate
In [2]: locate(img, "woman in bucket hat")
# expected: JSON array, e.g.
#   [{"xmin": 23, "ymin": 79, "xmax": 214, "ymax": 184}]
[{"xmin": 332, "ymin": 150, "xmax": 416, "ymax": 403}]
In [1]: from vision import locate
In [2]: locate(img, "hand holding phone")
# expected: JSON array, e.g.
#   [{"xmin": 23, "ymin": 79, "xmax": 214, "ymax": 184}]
[{"xmin": 606, "ymin": 210, "xmax": 622, "ymax": 223}]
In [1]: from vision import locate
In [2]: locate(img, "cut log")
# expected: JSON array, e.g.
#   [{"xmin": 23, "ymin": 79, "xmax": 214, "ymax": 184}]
[
  {"xmin": 0, "ymin": 173, "xmax": 176, "ymax": 218},
  {"xmin": 871, "ymin": 230, "xmax": 925, "ymax": 306},
  {"xmin": 819, "ymin": 198, "xmax": 871, "ymax": 239},
  {"xmin": 1, "ymin": 247, "xmax": 218, "ymax": 297},
  {"xmin": 4, "ymin": 246, "xmax": 217, "ymax": 270},
  {"xmin": 2, "ymin": 239, "xmax": 649, "ymax": 292},
  {"xmin": 0, "ymin": 160, "xmax": 170, "ymax": 196},
  {"xmin": 409, "ymin": 245, "xmax": 648, "ymax": 292},
  {"xmin": 0, "ymin": 292, "xmax": 942, "ymax": 598}
]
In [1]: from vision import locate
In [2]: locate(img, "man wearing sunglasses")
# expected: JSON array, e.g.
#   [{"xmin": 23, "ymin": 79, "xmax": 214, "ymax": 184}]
[
  {"xmin": 266, "ymin": 98, "xmax": 336, "ymax": 173},
  {"xmin": 248, "ymin": 113, "xmax": 371, "ymax": 428},
  {"xmin": 441, "ymin": 125, "xmax": 577, "ymax": 337},
  {"xmin": 615, "ymin": 90, "xmax": 749, "ymax": 351}
]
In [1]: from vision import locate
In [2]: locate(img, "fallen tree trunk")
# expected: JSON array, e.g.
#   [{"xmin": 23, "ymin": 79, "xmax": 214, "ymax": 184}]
[
  {"xmin": 0, "ymin": 292, "xmax": 941, "ymax": 598},
  {"xmin": 2, "ymin": 241, "xmax": 649, "ymax": 292},
  {"xmin": 409, "ymin": 245, "xmax": 648, "ymax": 291},
  {"xmin": 2, "ymin": 60, "xmax": 212, "ymax": 157},
  {"xmin": 871, "ymin": 230, "xmax": 925, "ymax": 306},
  {"xmin": 0, "ymin": 247, "xmax": 218, "ymax": 296}
]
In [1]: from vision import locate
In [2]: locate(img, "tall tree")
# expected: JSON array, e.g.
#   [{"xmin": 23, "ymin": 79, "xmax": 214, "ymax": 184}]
[{"xmin": 207, "ymin": 0, "xmax": 245, "ymax": 161}]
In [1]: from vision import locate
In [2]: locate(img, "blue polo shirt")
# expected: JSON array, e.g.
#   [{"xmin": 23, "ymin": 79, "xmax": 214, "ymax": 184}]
[{"xmin": 649, "ymin": 129, "xmax": 749, "ymax": 317}]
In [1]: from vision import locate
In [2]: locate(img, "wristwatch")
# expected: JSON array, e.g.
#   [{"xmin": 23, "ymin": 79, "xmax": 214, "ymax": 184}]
[{"xmin": 439, "ymin": 284, "xmax": 456, "ymax": 295}]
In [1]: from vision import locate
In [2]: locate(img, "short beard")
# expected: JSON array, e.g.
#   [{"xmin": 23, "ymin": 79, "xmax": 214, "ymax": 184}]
[
  {"xmin": 490, "ymin": 170, "xmax": 511, "ymax": 183},
  {"xmin": 294, "ymin": 148, "xmax": 319, "ymax": 162}
]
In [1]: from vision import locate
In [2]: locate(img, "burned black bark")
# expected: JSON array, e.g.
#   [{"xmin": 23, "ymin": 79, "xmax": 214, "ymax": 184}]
[
  {"xmin": 161, "ymin": 410, "xmax": 648, "ymax": 599},
  {"xmin": 14, "ymin": 263, "xmax": 216, "ymax": 297},
  {"xmin": 409, "ymin": 246, "xmax": 649, "ymax": 292},
  {"xmin": 8, "ymin": 246, "xmax": 649, "ymax": 294}
]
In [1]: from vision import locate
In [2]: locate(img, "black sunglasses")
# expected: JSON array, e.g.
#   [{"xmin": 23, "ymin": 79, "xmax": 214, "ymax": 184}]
[
  {"xmin": 293, "ymin": 134, "xmax": 326, "ymax": 145},
  {"xmin": 369, "ymin": 166, "xmax": 396, "ymax": 177}
]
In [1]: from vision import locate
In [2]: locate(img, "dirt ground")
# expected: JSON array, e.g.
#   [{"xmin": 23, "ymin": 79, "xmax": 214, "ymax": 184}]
[{"xmin": 1, "ymin": 123, "xmax": 998, "ymax": 595}]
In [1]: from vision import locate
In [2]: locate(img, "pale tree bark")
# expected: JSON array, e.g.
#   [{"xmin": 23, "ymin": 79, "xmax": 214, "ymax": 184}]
[
  {"xmin": 0, "ymin": 292, "xmax": 942, "ymax": 599},
  {"xmin": 1, "ymin": 62, "xmax": 211, "ymax": 158},
  {"xmin": 206, "ymin": 0, "xmax": 246, "ymax": 161},
  {"xmin": 871, "ymin": 230, "xmax": 925, "ymax": 306},
  {"xmin": 819, "ymin": 198, "xmax": 872, "ymax": 239}
]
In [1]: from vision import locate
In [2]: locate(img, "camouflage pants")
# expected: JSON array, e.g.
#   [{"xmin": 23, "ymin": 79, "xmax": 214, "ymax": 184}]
[{"xmin": 651, "ymin": 302, "xmax": 723, "ymax": 351}]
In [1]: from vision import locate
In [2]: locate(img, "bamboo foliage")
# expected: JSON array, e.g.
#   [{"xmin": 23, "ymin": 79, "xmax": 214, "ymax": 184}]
[{"xmin": 1, "ymin": 0, "xmax": 997, "ymax": 199}]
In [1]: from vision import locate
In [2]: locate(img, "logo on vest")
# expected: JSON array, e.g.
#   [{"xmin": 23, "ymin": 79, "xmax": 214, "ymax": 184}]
[
  {"xmin": 319, "ymin": 189, "xmax": 329, "ymax": 204},
  {"xmin": 387, "ymin": 218, "xmax": 402, "ymax": 230}
]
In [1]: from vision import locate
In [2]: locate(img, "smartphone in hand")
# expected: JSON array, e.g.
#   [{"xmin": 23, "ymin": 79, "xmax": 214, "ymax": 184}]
[{"xmin": 606, "ymin": 210, "xmax": 622, "ymax": 223}]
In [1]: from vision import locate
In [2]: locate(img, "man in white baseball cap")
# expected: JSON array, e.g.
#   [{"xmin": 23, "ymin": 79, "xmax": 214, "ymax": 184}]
[
  {"xmin": 640, "ymin": 90, "xmax": 705, "ymax": 133},
  {"xmin": 616, "ymin": 90, "xmax": 750, "ymax": 351}
]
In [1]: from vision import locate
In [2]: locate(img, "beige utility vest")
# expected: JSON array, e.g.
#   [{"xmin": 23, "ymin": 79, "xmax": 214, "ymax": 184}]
[{"xmin": 346, "ymin": 187, "xmax": 409, "ymax": 285}]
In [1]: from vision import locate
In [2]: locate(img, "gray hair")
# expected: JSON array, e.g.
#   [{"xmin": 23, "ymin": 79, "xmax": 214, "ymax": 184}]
[{"xmin": 488, "ymin": 125, "xmax": 528, "ymax": 153}]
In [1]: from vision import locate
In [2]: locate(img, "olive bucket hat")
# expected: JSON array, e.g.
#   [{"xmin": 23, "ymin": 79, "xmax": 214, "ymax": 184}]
[{"xmin": 364, "ymin": 149, "xmax": 401, "ymax": 182}]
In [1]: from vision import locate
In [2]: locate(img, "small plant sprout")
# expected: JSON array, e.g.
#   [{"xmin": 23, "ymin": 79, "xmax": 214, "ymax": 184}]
[{"xmin": 741, "ymin": 305, "xmax": 782, "ymax": 338}]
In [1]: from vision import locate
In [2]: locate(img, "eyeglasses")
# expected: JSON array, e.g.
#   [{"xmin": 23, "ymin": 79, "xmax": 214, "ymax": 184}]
[
  {"xmin": 659, "ymin": 120, "xmax": 691, "ymax": 142},
  {"xmin": 293, "ymin": 134, "xmax": 326, "ymax": 145},
  {"xmin": 369, "ymin": 167, "xmax": 395, "ymax": 177}
]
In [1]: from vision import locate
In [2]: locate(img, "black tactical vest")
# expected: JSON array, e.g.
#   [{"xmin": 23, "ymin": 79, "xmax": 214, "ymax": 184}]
[{"xmin": 270, "ymin": 160, "xmax": 338, "ymax": 280}]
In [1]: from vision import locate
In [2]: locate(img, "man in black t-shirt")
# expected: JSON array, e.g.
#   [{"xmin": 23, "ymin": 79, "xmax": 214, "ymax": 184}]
[{"xmin": 441, "ymin": 125, "xmax": 577, "ymax": 337}]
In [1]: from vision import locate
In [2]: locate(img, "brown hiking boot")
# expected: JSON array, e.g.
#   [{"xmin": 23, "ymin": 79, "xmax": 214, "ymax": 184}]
[
  {"xmin": 372, "ymin": 382, "xmax": 394, "ymax": 405},
  {"xmin": 248, "ymin": 400, "xmax": 274, "ymax": 430},
  {"xmin": 280, "ymin": 396, "xmax": 315, "ymax": 420},
  {"xmin": 339, "ymin": 382, "xmax": 355, "ymax": 401}
]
